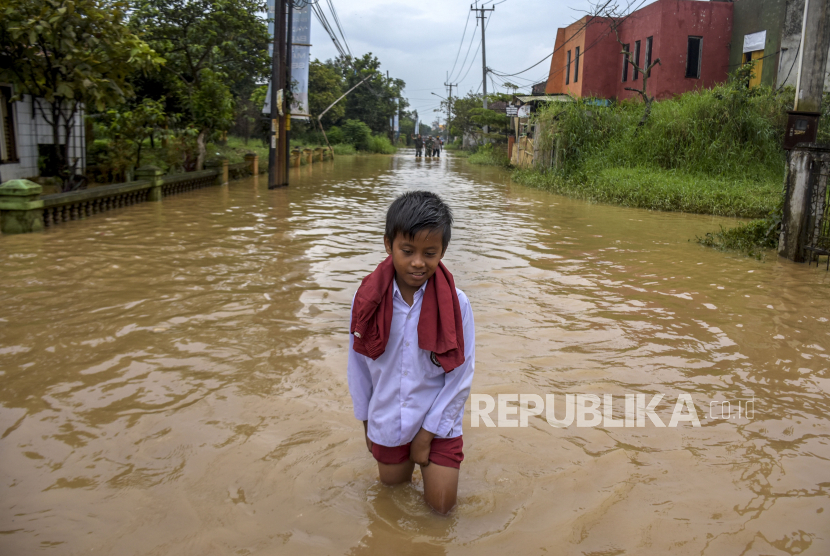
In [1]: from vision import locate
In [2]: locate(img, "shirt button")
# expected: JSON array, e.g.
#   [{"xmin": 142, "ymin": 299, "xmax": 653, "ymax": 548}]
[
  {"xmin": 403, "ymin": 371, "xmax": 408, "ymax": 376},
  {"xmin": 402, "ymin": 402, "xmax": 407, "ymax": 407},
  {"xmin": 406, "ymin": 314, "xmax": 411, "ymax": 320},
  {"xmin": 405, "ymin": 341, "xmax": 410, "ymax": 347}
]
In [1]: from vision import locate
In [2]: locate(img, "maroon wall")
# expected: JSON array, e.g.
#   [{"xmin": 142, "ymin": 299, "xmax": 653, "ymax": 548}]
[{"xmin": 617, "ymin": 0, "xmax": 733, "ymax": 100}]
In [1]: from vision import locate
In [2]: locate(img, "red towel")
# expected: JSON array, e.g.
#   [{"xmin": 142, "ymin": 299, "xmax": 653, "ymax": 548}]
[{"xmin": 350, "ymin": 256, "xmax": 465, "ymax": 372}]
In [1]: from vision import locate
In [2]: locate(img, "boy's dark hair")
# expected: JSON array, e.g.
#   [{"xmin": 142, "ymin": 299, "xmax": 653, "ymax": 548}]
[{"xmin": 385, "ymin": 191, "xmax": 453, "ymax": 252}]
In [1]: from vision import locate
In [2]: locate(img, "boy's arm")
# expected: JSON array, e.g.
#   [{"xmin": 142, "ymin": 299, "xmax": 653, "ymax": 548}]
[
  {"xmin": 348, "ymin": 331, "xmax": 373, "ymax": 423},
  {"xmin": 420, "ymin": 296, "xmax": 476, "ymax": 437}
]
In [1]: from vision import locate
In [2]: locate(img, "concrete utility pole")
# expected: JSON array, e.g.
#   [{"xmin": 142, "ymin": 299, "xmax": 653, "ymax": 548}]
[
  {"xmin": 471, "ymin": 3, "xmax": 494, "ymax": 132},
  {"xmin": 793, "ymin": 0, "xmax": 830, "ymax": 113},
  {"xmin": 268, "ymin": 0, "xmax": 288, "ymax": 189},
  {"xmin": 778, "ymin": 0, "xmax": 830, "ymax": 262},
  {"xmin": 284, "ymin": 2, "xmax": 293, "ymax": 186},
  {"xmin": 444, "ymin": 72, "xmax": 457, "ymax": 145}
]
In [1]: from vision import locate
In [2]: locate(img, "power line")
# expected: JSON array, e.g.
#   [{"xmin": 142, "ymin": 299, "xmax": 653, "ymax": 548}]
[{"xmin": 447, "ymin": 11, "xmax": 473, "ymax": 82}]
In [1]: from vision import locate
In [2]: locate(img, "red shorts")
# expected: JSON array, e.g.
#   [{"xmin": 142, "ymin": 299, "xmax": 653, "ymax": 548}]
[{"xmin": 371, "ymin": 436, "xmax": 464, "ymax": 469}]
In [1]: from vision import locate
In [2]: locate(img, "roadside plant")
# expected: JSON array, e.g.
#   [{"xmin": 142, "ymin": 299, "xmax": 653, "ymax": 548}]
[{"xmin": 0, "ymin": 0, "xmax": 162, "ymax": 191}]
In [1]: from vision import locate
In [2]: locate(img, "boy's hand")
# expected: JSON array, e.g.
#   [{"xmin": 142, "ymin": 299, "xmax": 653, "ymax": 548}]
[
  {"xmin": 363, "ymin": 421, "xmax": 373, "ymax": 453},
  {"xmin": 409, "ymin": 428, "xmax": 435, "ymax": 466}
]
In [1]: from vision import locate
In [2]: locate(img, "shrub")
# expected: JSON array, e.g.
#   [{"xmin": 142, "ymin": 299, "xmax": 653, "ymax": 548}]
[
  {"xmin": 341, "ymin": 119, "xmax": 372, "ymax": 150},
  {"xmin": 468, "ymin": 143, "xmax": 510, "ymax": 167},
  {"xmin": 326, "ymin": 126, "xmax": 345, "ymax": 144},
  {"xmin": 332, "ymin": 143, "xmax": 356, "ymax": 155},
  {"xmin": 366, "ymin": 134, "xmax": 396, "ymax": 154}
]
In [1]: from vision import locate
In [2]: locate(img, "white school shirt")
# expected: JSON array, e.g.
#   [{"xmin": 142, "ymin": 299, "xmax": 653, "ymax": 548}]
[{"xmin": 347, "ymin": 279, "xmax": 475, "ymax": 447}]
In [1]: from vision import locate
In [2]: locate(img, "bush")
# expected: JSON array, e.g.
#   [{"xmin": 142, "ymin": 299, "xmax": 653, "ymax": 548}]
[
  {"xmin": 341, "ymin": 119, "xmax": 372, "ymax": 150},
  {"xmin": 468, "ymin": 143, "xmax": 510, "ymax": 167},
  {"xmin": 366, "ymin": 134, "xmax": 396, "ymax": 154},
  {"xmin": 326, "ymin": 126, "xmax": 345, "ymax": 144},
  {"xmin": 332, "ymin": 143, "xmax": 356, "ymax": 155},
  {"xmin": 696, "ymin": 218, "xmax": 779, "ymax": 259}
]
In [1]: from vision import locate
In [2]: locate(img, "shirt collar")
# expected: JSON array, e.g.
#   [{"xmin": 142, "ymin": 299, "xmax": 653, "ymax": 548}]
[{"xmin": 392, "ymin": 276, "xmax": 428, "ymax": 300}]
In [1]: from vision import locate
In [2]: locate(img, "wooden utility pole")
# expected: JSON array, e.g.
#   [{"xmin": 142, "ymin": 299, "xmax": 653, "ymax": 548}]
[
  {"xmin": 268, "ymin": 0, "xmax": 288, "ymax": 189},
  {"xmin": 284, "ymin": 2, "xmax": 293, "ymax": 186},
  {"xmin": 471, "ymin": 3, "xmax": 494, "ymax": 133}
]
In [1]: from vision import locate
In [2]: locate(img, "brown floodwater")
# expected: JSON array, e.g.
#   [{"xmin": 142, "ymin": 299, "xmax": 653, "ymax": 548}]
[{"xmin": 1, "ymin": 151, "xmax": 829, "ymax": 555}]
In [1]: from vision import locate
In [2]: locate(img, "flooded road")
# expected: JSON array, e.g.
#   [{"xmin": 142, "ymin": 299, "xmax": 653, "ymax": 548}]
[{"xmin": 2, "ymin": 151, "xmax": 829, "ymax": 555}]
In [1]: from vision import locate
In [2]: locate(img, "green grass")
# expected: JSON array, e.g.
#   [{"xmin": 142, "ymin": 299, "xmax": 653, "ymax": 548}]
[
  {"xmin": 366, "ymin": 135, "xmax": 397, "ymax": 154},
  {"xmin": 332, "ymin": 143, "xmax": 356, "ymax": 155},
  {"xmin": 513, "ymin": 166, "xmax": 780, "ymax": 218},
  {"xmin": 467, "ymin": 143, "xmax": 510, "ymax": 167},
  {"xmin": 696, "ymin": 218, "xmax": 779, "ymax": 260}
]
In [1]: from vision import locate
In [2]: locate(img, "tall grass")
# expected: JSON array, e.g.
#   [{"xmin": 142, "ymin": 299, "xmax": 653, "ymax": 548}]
[
  {"xmin": 468, "ymin": 143, "xmax": 510, "ymax": 167},
  {"xmin": 366, "ymin": 134, "xmax": 397, "ymax": 154}
]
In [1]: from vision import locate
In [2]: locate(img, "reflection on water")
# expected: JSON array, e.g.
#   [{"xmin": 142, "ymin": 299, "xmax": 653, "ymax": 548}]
[{"xmin": 1, "ymin": 152, "xmax": 829, "ymax": 555}]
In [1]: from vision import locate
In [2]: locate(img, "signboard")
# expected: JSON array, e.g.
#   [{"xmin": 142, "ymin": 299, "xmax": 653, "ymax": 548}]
[
  {"xmin": 517, "ymin": 105, "xmax": 531, "ymax": 118},
  {"xmin": 262, "ymin": 1, "xmax": 312, "ymax": 118},
  {"xmin": 743, "ymin": 30, "xmax": 766, "ymax": 53},
  {"xmin": 506, "ymin": 105, "xmax": 518, "ymax": 116},
  {"xmin": 290, "ymin": 3, "xmax": 311, "ymax": 119}
]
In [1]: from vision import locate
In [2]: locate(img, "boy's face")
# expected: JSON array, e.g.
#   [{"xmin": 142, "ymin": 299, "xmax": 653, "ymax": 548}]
[{"xmin": 384, "ymin": 230, "xmax": 445, "ymax": 292}]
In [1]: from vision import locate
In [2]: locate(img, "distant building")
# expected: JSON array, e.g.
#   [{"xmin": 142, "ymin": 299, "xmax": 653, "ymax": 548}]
[
  {"xmin": 531, "ymin": 80, "xmax": 548, "ymax": 95},
  {"xmin": 545, "ymin": 0, "xmax": 733, "ymax": 101},
  {"xmin": 0, "ymin": 84, "xmax": 86, "ymax": 182},
  {"xmin": 729, "ymin": 0, "xmax": 830, "ymax": 90}
]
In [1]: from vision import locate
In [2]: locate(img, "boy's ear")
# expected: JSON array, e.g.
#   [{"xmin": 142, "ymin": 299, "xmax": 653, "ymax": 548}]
[{"xmin": 384, "ymin": 235, "xmax": 393, "ymax": 256}]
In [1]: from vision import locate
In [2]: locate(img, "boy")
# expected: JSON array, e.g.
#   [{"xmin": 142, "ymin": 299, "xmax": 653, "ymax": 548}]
[{"xmin": 348, "ymin": 191, "xmax": 475, "ymax": 515}]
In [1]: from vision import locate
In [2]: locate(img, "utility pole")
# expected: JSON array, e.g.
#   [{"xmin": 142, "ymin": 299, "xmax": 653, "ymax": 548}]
[
  {"xmin": 444, "ymin": 71, "xmax": 457, "ymax": 145},
  {"xmin": 793, "ymin": 0, "xmax": 830, "ymax": 113},
  {"xmin": 284, "ymin": 2, "xmax": 293, "ymax": 186},
  {"xmin": 471, "ymin": 4, "xmax": 494, "ymax": 132},
  {"xmin": 268, "ymin": 0, "xmax": 288, "ymax": 189}
]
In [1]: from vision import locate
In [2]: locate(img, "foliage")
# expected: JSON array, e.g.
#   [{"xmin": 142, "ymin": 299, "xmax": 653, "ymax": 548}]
[
  {"xmin": 696, "ymin": 219, "xmax": 779, "ymax": 260},
  {"xmin": 308, "ymin": 59, "xmax": 345, "ymax": 126},
  {"xmin": 329, "ymin": 53, "xmax": 407, "ymax": 133},
  {"xmin": 514, "ymin": 166, "xmax": 779, "ymax": 218},
  {"xmin": 0, "ymin": 0, "xmax": 161, "ymax": 189},
  {"xmin": 468, "ymin": 143, "xmax": 510, "ymax": 167},
  {"xmin": 130, "ymin": 0, "xmax": 269, "ymax": 167},
  {"xmin": 332, "ymin": 143, "xmax": 356, "ymax": 155},
  {"xmin": 535, "ymin": 76, "xmax": 792, "ymax": 184},
  {"xmin": 105, "ymin": 98, "xmax": 169, "ymax": 169},
  {"xmin": 341, "ymin": 119, "xmax": 372, "ymax": 150},
  {"xmin": 326, "ymin": 126, "xmax": 345, "ymax": 144},
  {"xmin": 366, "ymin": 135, "xmax": 396, "ymax": 154}
]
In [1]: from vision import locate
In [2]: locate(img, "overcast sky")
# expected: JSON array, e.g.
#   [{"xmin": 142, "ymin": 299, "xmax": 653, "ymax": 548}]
[{"xmin": 306, "ymin": 0, "xmax": 642, "ymax": 124}]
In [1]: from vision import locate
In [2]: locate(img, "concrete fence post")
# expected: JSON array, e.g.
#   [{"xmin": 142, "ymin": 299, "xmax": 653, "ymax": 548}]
[
  {"xmin": 206, "ymin": 158, "xmax": 229, "ymax": 185},
  {"xmin": 244, "ymin": 153, "xmax": 259, "ymax": 176},
  {"xmin": 135, "ymin": 165, "xmax": 164, "ymax": 201},
  {"xmin": 779, "ymin": 144, "xmax": 830, "ymax": 261},
  {"xmin": 0, "ymin": 179, "xmax": 44, "ymax": 234}
]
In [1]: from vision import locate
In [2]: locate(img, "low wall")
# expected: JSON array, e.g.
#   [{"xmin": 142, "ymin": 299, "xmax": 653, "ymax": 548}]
[{"xmin": 0, "ymin": 155, "xmax": 259, "ymax": 234}]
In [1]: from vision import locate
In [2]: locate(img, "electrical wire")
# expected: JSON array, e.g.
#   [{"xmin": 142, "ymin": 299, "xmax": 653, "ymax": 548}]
[{"xmin": 447, "ymin": 11, "xmax": 473, "ymax": 82}]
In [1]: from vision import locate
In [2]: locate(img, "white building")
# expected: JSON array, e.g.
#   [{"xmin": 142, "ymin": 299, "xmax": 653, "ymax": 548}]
[{"xmin": 0, "ymin": 84, "xmax": 86, "ymax": 183}]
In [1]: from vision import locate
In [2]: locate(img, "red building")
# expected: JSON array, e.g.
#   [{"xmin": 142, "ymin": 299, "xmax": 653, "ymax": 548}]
[{"xmin": 545, "ymin": 0, "xmax": 733, "ymax": 101}]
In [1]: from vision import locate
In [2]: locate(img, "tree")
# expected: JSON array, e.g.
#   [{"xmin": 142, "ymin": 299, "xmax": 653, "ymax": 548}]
[
  {"xmin": 130, "ymin": 0, "xmax": 270, "ymax": 168},
  {"xmin": 330, "ymin": 54, "xmax": 407, "ymax": 133},
  {"xmin": 0, "ymin": 0, "xmax": 162, "ymax": 190},
  {"xmin": 308, "ymin": 59, "xmax": 345, "ymax": 126},
  {"xmin": 106, "ymin": 97, "xmax": 169, "ymax": 173}
]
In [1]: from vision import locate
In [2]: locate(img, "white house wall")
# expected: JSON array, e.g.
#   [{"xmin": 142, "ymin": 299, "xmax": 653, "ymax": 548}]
[{"xmin": 0, "ymin": 93, "xmax": 85, "ymax": 183}]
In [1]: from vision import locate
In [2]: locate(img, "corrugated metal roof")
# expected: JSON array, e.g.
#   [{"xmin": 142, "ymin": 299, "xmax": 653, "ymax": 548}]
[{"xmin": 515, "ymin": 95, "xmax": 573, "ymax": 103}]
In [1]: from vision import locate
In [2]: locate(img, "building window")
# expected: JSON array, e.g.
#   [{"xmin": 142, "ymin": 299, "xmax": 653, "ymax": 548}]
[
  {"xmin": 645, "ymin": 36, "xmax": 653, "ymax": 77},
  {"xmin": 566, "ymin": 50, "xmax": 571, "ymax": 85},
  {"xmin": 633, "ymin": 40, "xmax": 641, "ymax": 80},
  {"xmin": 686, "ymin": 36, "xmax": 702, "ymax": 78},
  {"xmin": 0, "ymin": 86, "xmax": 18, "ymax": 164},
  {"xmin": 574, "ymin": 47, "xmax": 580, "ymax": 83},
  {"xmin": 621, "ymin": 44, "xmax": 630, "ymax": 82}
]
